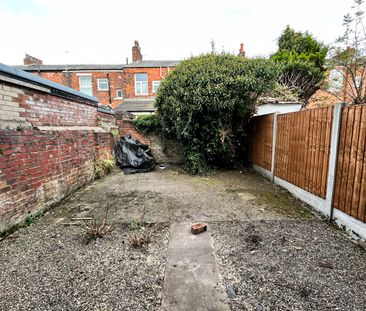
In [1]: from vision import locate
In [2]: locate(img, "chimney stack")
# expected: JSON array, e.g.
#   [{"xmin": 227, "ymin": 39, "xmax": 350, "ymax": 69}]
[
  {"xmin": 132, "ymin": 40, "xmax": 142, "ymax": 63},
  {"xmin": 238, "ymin": 43, "xmax": 246, "ymax": 57},
  {"xmin": 23, "ymin": 54, "xmax": 43, "ymax": 65}
]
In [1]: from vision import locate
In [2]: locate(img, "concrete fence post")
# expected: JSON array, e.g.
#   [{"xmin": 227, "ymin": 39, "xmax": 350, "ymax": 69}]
[
  {"xmin": 270, "ymin": 112, "xmax": 279, "ymax": 183},
  {"xmin": 325, "ymin": 103, "xmax": 344, "ymax": 219}
]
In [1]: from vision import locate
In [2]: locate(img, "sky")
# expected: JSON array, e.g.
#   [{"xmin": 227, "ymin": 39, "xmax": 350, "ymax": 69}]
[{"xmin": 0, "ymin": 0, "xmax": 353, "ymax": 65}]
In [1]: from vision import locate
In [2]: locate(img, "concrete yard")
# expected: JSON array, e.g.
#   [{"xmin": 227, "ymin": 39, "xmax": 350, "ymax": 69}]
[{"xmin": 1, "ymin": 166, "xmax": 365, "ymax": 310}]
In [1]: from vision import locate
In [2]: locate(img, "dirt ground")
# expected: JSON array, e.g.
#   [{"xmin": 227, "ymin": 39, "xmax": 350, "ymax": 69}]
[
  {"xmin": 40, "ymin": 166, "xmax": 313, "ymax": 225},
  {"xmin": 1, "ymin": 166, "xmax": 365, "ymax": 310}
]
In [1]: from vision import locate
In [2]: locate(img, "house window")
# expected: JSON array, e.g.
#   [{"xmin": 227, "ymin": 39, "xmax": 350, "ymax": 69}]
[
  {"xmin": 152, "ymin": 81, "xmax": 161, "ymax": 93},
  {"xmin": 328, "ymin": 69, "xmax": 344, "ymax": 92},
  {"xmin": 79, "ymin": 76, "xmax": 92, "ymax": 96},
  {"xmin": 97, "ymin": 78, "xmax": 109, "ymax": 91},
  {"xmin": 135, "ymin": 73, "xmax": 148, "ymax": 95},
  {"xmin": 116, "ymin": 89, "xmax": 123, "ymax": 98}
]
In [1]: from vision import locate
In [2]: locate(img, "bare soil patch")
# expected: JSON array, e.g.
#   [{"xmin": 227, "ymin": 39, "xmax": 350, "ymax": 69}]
[{"xmin": 41, "ymin": 167, "xmax": 312, "ymax": 225}]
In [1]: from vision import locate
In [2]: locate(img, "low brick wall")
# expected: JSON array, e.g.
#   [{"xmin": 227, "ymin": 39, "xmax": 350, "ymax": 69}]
[
  {"xmin": 117, "ymin": 119, "xmax": 184, "ymax": 164},
  {"xmin": 148, "ymin": 133, "xmax": 184, "ymax": 164},
  {"xmin": 0, "ymin": 79, "xmax": 114, "ymax": 233}
]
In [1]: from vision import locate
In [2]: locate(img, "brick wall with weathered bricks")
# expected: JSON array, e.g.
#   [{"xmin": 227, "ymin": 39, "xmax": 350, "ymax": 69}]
[
  {"xmin": 117, "ymin": 119, "xmax": 184, "ymax": 164},
  {"xmin": 0, "ymin": 81, "xmax": 115, "ymax": 233}
]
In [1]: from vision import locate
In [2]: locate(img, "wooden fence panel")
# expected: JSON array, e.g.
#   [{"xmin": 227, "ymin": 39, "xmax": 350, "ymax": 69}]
[
  {"xmin": 333, "ymin": 104, "xmax": 366, "ymax": 222},
  {"xmin": 274, "ymin": 107, "xmax": 333, "ymax": 198},
  {"xmin": 248, "ymin": 114, "xmax": 274, "ymax": 171}
]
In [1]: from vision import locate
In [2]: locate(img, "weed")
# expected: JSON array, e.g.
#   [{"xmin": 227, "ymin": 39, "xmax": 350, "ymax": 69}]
[
  {"xmin": 24, "ymin": 213, "xmax": 36, "ymax": 226},
  {"xmin": 94, "ymin": 156, "xmax": 115, "ymax": 179},
  {"xmin": 81, "ymin": 209, "xmax": 112, "ymax": 243},
  {"xmin": 129, "ymin": 231, "xmax": 151, "ymax": 248},
  {"xmin": 128, "ymin": 220, "xmax": 143, "ymax": 230}
]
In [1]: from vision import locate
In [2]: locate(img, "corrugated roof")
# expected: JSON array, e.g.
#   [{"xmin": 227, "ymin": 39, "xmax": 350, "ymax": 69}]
[
  {"xmin": 114, "ymin": 98, "xmax": 155, "ymax": 112},
  {"xmin": 16, "ymin": 64, "xmax": 126, "ymax": 71},
  {"xmin": 124, "ymin": 60, "xmax": 181, "ymax": 68},
  {"xmin": 0, "ymin": 63, "xmax": 98, "ymax": 103}
]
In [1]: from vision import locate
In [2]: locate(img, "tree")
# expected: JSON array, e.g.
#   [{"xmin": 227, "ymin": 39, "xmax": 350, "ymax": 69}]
[
  {"xmin": 154, "ymin": 54, "xmax": 279, "ymax": 174},
  {"xmin": 271, "ymin": 26, "xmax": 328, "ymax": 101},
  {"xmin": 329, "ymin": 0, "xmax": 366, "ymax": 105}
]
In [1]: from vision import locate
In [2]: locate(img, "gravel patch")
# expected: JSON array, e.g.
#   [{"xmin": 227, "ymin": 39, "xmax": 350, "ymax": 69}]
[
  {"xmin": 211, "ymin": 220, "xmax": 366, "ymax": 311},
  {"xmin": 0, "ymin": 222, "xmax": 170, "ymax": 311}
]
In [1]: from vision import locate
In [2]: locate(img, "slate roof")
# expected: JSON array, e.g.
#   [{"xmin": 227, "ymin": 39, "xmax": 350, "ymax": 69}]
[
  {"xmin": 124, "ymin": 60, "xmax": 181, "ymax": 68},
  {"xmin": 16, "ymin": 60, "xmax": 181, "ymax": 71},
  {"xmin": 16, "ymin": 64, "xmax": 126, "ymax": 71},
  {"xmin": 0, "ymin": 63, "xmax": 98, "ymax": 103},
  {"xmin": 114, "ymin": 98, "xmax": 155, "ymax": 112}
]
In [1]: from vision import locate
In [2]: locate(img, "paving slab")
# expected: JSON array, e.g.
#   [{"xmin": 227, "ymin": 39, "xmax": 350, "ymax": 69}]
[{"xmin": 161, "ymin": 222, "xmax": 229, "ymax": 311}]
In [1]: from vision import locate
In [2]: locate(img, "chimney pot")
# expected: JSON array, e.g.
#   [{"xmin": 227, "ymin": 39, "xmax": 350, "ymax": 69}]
[
  {"xmin": 132, "ymin": 40, "xmax": 142, "ymax": 62},
  {"xmin": 23, "ymin": 54, "xmax": 43, "ymax": 65},
  {"xmin": 239, "ymin": 43, "xmax": 245, "ymax": 57}
]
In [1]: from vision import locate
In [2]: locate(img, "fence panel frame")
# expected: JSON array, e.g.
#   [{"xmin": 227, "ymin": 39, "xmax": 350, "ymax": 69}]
[{"xmin": 250, "ymin": 103, "xmax": 366, "ymax": 240}]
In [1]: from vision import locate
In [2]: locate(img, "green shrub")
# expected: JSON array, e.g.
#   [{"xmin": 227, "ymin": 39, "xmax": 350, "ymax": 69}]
[
  {"xmin": 134, "ymin": 114, "xmax": 161, "ymax": 134},
  {"xmin": 155, "ymin": 53, "xmax": 279, "ymax": 174},
  {"xmin": 271, "ymin": 26, "xmax": 327, "ymax": 100}
]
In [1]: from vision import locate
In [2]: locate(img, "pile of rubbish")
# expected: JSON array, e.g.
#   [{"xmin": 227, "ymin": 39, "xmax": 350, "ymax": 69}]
[{"xmin": 115, "ymin": 135, "xmax": 155, "ymax": 174}]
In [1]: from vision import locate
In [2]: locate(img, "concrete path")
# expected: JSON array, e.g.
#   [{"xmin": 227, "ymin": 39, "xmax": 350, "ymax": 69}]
[{"xmin": 161, "ymin": 222, "xmax": 229, "ymax": 311}]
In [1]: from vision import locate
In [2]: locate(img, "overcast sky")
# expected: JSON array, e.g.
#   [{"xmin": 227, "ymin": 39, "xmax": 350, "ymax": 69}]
[{"xmin": 0, "ymin": 0, "xmax": 353, "ymax": 65}]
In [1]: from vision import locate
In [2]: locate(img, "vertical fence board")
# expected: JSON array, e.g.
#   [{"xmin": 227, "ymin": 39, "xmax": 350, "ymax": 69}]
[
  {"xmin": 346, "ymin": 106, "xmax": 362, "ymax": 217},
  {"xmin": 351, "ymin": 106, "xmax": 365, "ymax": 218},
  {"xmin": 248, "ymin": 114, "xmax": 274, "ymax": 171},
  {"xmin": 270, "ymin": 107, "xmax": 333, "ymax": 198},
  {"xmin": 339, "ymin": 108, "xmax": 355, "ymax": 213},
  {"xmin": 333, "ymin": 104, "xmax": 366, "ymax": 223}
]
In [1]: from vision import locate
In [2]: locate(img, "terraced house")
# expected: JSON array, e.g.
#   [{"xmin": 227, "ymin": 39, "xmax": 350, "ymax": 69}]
[{"xmin": 17, "ymin": 41, "xmax": 181, "ymax": 115}]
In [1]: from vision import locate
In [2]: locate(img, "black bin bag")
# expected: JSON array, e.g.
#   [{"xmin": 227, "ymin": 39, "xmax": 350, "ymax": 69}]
[{"xmin": 114, "ymin": 135, "xmax": 155, "ymax": 174}]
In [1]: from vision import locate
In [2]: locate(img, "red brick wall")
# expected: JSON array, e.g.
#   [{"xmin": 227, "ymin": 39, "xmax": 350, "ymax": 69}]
[
  {"xmin": 122, "ymin": 67, "xmax": 174, "ymax": 99},
  {"xmin": 97, "ymin": 111, "xmax": 117, "ymax": 127},
  {"xmin": 117, "ymin": 119, "xmax": 150, "ymax": 144},
  {"xmin": 22, "ymin": 90, "xmax": 97, "ymax": 127},
  {"xmin": 29, "ymin": 71, "xmax": 124, "ymax": 108},
  {"xmin": 0, "ymin": 81, "xmax": 115, "ymax": 233},
  {"xmin": 0, "ymin": 130, "xmax": 94, "ymax": 230}
]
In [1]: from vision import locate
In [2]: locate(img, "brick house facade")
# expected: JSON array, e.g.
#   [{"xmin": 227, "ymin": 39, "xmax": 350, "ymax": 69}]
[
  {"xmin": 16, "ymin": 63, "xmax": 125, "ymax": 108},
  {"xmin": 16, "ymin": 41, "xmax": 181, "ymax": 113}
]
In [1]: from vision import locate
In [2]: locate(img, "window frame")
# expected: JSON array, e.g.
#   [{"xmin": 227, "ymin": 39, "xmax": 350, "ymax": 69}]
[
  {"xmin": 97, "ymin": 78, "xmax": 109, "ymax": 91},
  {"xmin": 134, "ymin": 73, "xmax": 148, "ymax": 95},
  {"xmin": 152, "ymin": 80, "xmax": 161, "ymax": 93},
  {"xmin": 116, "ymin": 89, "xmax": 123, "ymax": 99},
  {"xmin": 78, "ymin": 76, "xmax": 93, "ymax": 96}
]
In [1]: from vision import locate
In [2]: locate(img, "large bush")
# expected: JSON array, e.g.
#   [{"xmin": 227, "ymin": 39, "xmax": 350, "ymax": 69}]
[{"xmin": 155, "ymin": 53, "xmax": 279, "ymax": 174}]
